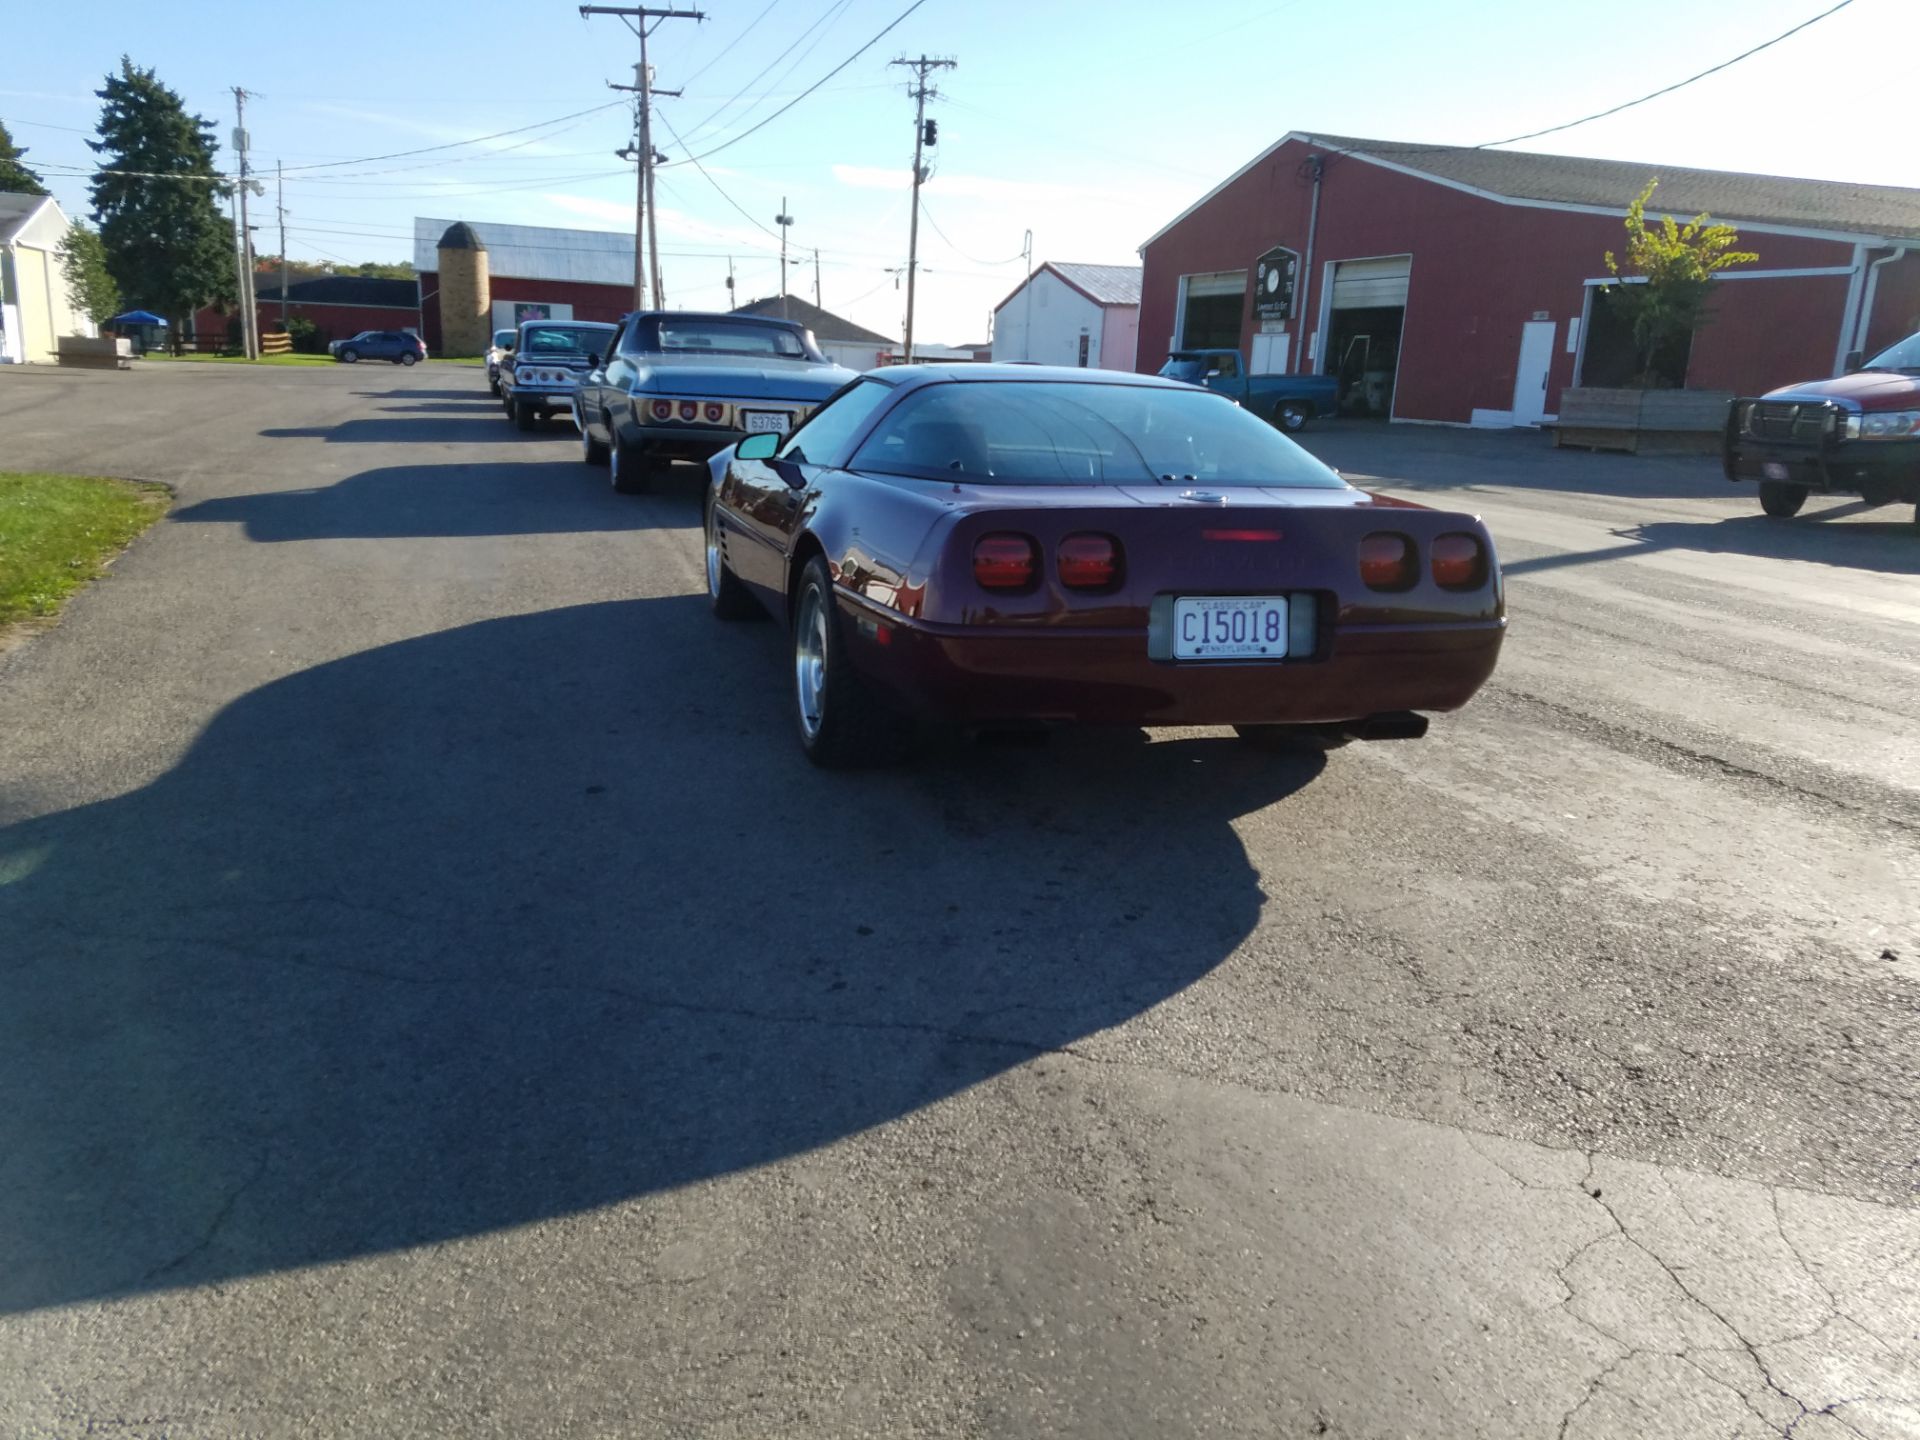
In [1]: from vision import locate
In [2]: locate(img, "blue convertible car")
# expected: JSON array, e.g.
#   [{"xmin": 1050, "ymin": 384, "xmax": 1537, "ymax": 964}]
[{"xmin": 572, "ymin": 311, "xmax": 855, "ymax": 494}]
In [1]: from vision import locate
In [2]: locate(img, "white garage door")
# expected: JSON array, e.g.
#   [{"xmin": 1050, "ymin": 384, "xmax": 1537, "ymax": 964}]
[
  {"xmin": 1183, "ymin": 270, "xmax": 1248, "ymax": 299},
  {"xmin": 1330, "ymin": 257, "xmax": 1410, "ymax": 310}
]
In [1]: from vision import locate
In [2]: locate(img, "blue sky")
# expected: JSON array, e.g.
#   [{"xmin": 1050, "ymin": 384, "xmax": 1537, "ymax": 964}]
[{"xmin": 4, "ymin": 0, "xmax": 1911, "ymax": 345}]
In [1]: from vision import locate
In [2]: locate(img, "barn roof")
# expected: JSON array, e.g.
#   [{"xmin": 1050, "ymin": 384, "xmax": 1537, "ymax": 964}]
[
  {"xmin": 731, "ymin": 294, "xmax": 895, "ymax": 345},
  {"xmin": 1143, "ymin": 132, "xmax": 1920, "ymax": 251},
  {"xmin": 1047, "ymin": 262, "xmax": 1142, "ymax": 306},
  {"xmin": 414, "ymin": 216, "xmax": 633, "ymax": 284},
  {"xmin": 993, "ymin": 261, "xmax": 1142, "ymax": 314}
]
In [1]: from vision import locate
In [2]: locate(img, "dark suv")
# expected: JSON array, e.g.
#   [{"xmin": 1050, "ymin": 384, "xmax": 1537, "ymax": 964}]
[{"xmin": 329, "ymin": 330, "xmax": 427, "ymax": 365}]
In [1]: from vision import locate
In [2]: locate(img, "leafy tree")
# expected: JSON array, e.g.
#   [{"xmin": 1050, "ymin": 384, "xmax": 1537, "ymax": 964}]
[
  {"xmin": 86, "ymin": 58, "xmax": 234, "ymax": 331},
  {"xmin": 57, "ymin": 221, "xmax": 121, "ymax": 325},
  {"xmin": 351, "ymin": 260, "xmax": 415, "ymax": 280},
  {"xmin": 1601, "ymin": 180, "xmax": 1758, "ymax": 388},
  {"xmin": 0, "ymin": 119, "xmax": 47, "ymax": 194}
]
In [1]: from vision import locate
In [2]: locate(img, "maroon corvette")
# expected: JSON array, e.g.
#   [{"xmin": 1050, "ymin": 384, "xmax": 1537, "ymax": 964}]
[{"xmin": 705, "ymin": 365, "xmax": 1505, "ymax": 767}]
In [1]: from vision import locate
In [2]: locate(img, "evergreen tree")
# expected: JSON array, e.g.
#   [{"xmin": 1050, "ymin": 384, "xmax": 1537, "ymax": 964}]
[
  {"xmin": 87, "ymin": 58, "xmax": 234, "ymax": 329},
  {"xmin": 0, "ymin": 119, "xmax": 48, "ymax": 194}
]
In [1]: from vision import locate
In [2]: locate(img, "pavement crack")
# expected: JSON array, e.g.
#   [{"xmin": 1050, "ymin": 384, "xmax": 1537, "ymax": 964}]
[{"xmin": 139, "ymin": 1149, "xmax": 268, "ymax": 1285}]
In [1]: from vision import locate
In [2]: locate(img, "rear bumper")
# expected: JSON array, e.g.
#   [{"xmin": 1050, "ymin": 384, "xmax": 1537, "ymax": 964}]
[
  {"xmin": 630, "ymin": 422, "xmax": 743, "ymax": 463},
  {"xmin": 842, "ymin": 594, "xmax": 1505, "ymax": 726}
]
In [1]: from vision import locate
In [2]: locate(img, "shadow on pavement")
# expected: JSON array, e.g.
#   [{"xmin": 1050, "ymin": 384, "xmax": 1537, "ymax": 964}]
[
  {"xmin": 0, "ymin": 596, "xmax": 1321, "ymax": 1312},
  {"xmin": 1297, "ymin": 425, "xmax": 1728, "ymax": 502},
  {"xmin": 351, "ymin": 388, "xmax": 493, "ymax": 403},
  {"xmin": 173, "ymin": 458, "xmax": 698, "ymax": 540},
  {"xmin": 259, "ymin": 417, "xmax": 547, "ymax": 445},
  {"xmin": 1505, "ymin": 501, "xmax": 1920, "ymax": 579}
]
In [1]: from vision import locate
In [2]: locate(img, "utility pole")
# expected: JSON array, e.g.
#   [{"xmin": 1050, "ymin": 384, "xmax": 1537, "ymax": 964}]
[
  {"xmin": 583, "ymin": 5, "xmax": 703, "ymax": 311},
  {"xmin": 814, "ymin": 248, "xmax": 822, "ymax": 309},
  {"xmin": 726, "ymin": 255, "xmax": 734, "ymax": 309},
  {"xmin": 276, "ymin": 160, "xmax": 288, "ymax": 328},
  {"xmin": 230, "ymin": 87, "xmax": 260, "ymax": 359},
  {"xmin": 1021, "ymin": 228, "xmax": 1033, "ymax": 361},
  {"xmin": 775, "ymin": 199, "xmax": 793, "ymax": 297},
  {"xmin": 889, "ymin": 54, "xmax": 954, "ymax": 362}
]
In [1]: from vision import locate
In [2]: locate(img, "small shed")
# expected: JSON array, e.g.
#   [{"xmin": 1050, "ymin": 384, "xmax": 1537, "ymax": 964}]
[
  {"xmin": 991, "ymin": 262, "xmax": 1142, "ymax": 370},
  {"xmin": 0, "ymin": 192, "xmax": 96, "ymax": 364}
]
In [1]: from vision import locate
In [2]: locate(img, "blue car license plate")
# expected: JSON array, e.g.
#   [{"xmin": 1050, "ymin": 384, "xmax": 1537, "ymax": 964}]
[{"xmin": 1173, "ymin": 596, "xmax": 1289, "ymax": 660}]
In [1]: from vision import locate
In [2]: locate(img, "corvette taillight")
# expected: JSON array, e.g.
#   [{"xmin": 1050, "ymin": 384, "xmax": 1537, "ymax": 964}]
[
  {"xmin": 1358, "ymin": 532, "xmax": 1417, "ymax": 591},
  {"xmin": 973, "ymin": 533, "xmax": 1037, "ymax": 590},
  {"xmin": 1431, "ymin": 532, "xmax": 1487, "ymax": 590},
  {"xmin": 650, "ymin": 399, "xmax": 673, "ymax": 420},
  {"xmin": 1057, "ymin": 533, "xmax": 1120, "ymax": 589}
]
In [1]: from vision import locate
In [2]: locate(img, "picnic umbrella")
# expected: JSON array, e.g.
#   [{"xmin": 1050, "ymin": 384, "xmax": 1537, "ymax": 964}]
[{"xmin": 108, "ymin": 310, "xmax": 168, "ymax": 326}]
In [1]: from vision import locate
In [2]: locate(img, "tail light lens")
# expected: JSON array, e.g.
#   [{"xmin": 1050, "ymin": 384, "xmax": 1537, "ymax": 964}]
[
  {"xmin": 650, "ymin": 399, "xmax": 673, "ymax": 420},
  {"xmin": 1431, "ymin": 532, "xmax": 1488, "ymax": 590},
  {"xmin": 973, "ymin": 533, "xmax": 1037, "ymax": 590},
  {"xmin": 1057, "ymin": 533, "xmax": 1120, "ymax": 589},
  {"xmin": 1358, "ymin": 532, "xmax": 1417, "ymax": 591}
]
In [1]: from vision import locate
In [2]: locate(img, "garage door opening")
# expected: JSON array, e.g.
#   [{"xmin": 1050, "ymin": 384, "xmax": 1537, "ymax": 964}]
[
  {"xmin": 1178, "ymin": 271, "xmax": 1248, "ymax": 352},
  {"xmin": 1323, "ymin": 257, "xmax": 1409, "ymax": 418}
]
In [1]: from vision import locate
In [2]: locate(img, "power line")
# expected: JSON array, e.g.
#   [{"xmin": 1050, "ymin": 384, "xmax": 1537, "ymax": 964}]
[
  {"xmin": 653, "ymin": 107, "xmax": 786, "ymax": 246},
  {"xmin": 672, "ymin": 0, "xmax": 931, "ymax": 165},
  {"xmin": 277, "ymin": 100, "xmax": 628, "ymax": 173},
  {"xmin": 676, "ymin": 0, "xmax": 782, "ymax": 89},
  {"xmin": 919, "ymin": 200, "xmax": 1022, "ymax": 266},
  {"xmin": 675, "ymin": 0, "xmax": 851, "ymax": 147},
  {"xmin": 1478, "ymin": 0, "xmax": 1857, "ymax": 149}
]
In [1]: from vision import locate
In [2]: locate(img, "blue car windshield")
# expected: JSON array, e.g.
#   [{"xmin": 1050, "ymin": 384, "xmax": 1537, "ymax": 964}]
[{"xmin": 851, "ymin": 381, "xmax": 1347, "ymax": 488}]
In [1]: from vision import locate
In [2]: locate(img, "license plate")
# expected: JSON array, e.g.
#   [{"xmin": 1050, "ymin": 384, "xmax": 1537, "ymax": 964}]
[
  {"xmin": 742, "ymin": 410, "xmax": 791, "ymax": 434},
  {"xmin": 1763, "ymin": 461, "xmax": 1790, "ymax": 480},
  {"xmin": 1173, "ymin": 595, "xmax": 1289, "ymax": 660}
]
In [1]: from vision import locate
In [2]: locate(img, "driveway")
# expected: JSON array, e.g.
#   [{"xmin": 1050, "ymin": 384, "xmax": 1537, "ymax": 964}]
[{"xmin": 1, "ymin": 364, "xmax": 1915, "ymax": 1438}]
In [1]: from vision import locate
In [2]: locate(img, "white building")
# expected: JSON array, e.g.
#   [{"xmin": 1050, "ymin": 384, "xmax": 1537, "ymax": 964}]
[
  {"xmin": 0, "ymin": 193, "xmax": 96, "ymax": 364},
  {"xmin": 991, "ymin": 262, "xmax": 1141, "ymax": 371}
]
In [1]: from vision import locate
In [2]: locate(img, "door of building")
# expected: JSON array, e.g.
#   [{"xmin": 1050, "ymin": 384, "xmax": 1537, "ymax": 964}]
[
  {"xmin": 1510, "ymin": 319, "xmax": 1556, "ymax": 426},
  {"xmin": 1250, "ymin": 330, "xmax": 1289, "ymax": 374}
]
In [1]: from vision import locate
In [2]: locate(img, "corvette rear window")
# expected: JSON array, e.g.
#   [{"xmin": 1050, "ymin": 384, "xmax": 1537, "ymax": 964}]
[{"xmin": 850, "ymin": 381, "xmax": 1346, "ymax": 488}]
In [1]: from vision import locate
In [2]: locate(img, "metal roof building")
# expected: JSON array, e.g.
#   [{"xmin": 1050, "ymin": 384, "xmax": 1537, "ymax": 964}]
[
  {"xmin": 991, "ymin": 261, "xmax": 1143, "ymax": 370},
  {"xmin": 414, "ymin": 216, "xmax": 637, "ymax": 351},
  {"xmin": 1138, "ymin": 131, "xmax": 1920, "ymax": 426}
]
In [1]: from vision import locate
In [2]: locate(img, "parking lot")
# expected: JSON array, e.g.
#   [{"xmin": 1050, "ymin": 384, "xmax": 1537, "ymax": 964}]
[{"xmin": 1, "ymin": 361, "xmax": 1916, "ymax": 1437}]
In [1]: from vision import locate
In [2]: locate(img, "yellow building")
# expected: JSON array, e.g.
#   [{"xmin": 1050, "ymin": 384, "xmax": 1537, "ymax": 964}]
[{"xmin": 0, "ymin": 192, "xmax": 96, "ymax": 365}]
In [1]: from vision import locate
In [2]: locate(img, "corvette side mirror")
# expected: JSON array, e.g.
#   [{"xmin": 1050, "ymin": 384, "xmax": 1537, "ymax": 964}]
[
  {"xmin": 1843, "ymin": 349, "xmax": 1863, "ymax": 372},
  {"xmin": 736, "ymin": 432, "xmax": 780, "ymax": 461}
]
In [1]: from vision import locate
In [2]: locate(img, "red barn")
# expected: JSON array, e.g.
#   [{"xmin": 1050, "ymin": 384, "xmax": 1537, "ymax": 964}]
[
  {"xmin": 194, "ymin": 275, "xmax": 420, "ymax": 351},
  {"xmin": 1138, "ymin": 132, "xmax": 1920, "ymax": 426},
  {"xmin": 413, "ymin": 216, "xmax": 633, "ymax": 355}
]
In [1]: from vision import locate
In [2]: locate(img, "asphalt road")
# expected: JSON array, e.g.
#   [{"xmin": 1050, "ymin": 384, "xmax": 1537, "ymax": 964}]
[{"xmin": 1, "ymin": 361, "xmax": 1915, "ymax": 1439}]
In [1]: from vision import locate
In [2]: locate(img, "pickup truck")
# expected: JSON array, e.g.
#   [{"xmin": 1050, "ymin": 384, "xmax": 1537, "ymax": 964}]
[
  {"xmin": 1723, "ymin": 330, "xmax": 1920, "ymax": 525},
  {"xmin": 1158, "ymin": 348, "xmax": 1339, "ymax": 432}
]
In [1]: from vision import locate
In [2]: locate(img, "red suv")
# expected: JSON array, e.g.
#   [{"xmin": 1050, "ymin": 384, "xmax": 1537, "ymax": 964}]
[{"xmin": 1724, "ymin": 332, "xmax": 1920, "ymax": 526}]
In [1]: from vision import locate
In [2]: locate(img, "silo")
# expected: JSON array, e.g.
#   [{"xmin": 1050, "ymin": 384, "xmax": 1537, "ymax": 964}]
[{"xmin": 437, "ymin": 222, "xmax": 491, "ymax": 357}]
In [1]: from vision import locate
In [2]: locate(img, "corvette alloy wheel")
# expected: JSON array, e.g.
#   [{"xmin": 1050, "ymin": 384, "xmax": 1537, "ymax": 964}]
[{"xmin": 794, "ymin": 581, "xmax": 829, "ymax": 743}]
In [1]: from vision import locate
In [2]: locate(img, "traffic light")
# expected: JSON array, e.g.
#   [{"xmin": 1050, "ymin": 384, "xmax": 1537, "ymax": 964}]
[{"xmin": 922, "ymin": 118, "xmax": 938, "ymax": 147}]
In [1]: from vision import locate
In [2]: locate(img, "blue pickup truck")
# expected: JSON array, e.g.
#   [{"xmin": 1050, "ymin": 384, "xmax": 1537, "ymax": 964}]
[{"xmin": 1158, "ymin": 349, "xmax": 1339, "ymax": 432}]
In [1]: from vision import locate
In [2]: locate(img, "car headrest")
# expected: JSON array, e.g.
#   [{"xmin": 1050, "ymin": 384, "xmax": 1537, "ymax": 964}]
[{"xmin": 902, "ymin": 419, "xmax": 992, "ymax": 475}]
